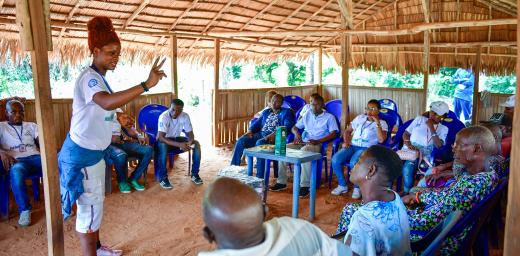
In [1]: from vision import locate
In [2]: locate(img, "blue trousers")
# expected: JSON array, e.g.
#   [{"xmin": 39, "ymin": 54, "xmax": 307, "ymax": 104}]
[
  {"xmin": 230, "ymin": 133, "xmax": 269, "ymax": 178},
  {"xmin": 105, "ymin": 142, "xmax": 153, "ymax": 183},
  {"xmin": 402, "ymin": 160, "xmax": 419, "ymax": 193},
  {"xmin": 9, "ymin": 155, "xmax": 42, "ymax": 213},
  {"xmin": 155, "ymin": 137, "xmax": 201, "ymax": 181},
  {"xmin": 331, "ymin": 145, "xmax": 367, "ymax": 187},
  {"xmin": 454, "ymin": 98, "xmax": 472, "ymax": 121}
]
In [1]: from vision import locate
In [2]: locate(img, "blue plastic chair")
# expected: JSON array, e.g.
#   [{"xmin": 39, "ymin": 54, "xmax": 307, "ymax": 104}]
[
  {"xmin": 377, "ymin": 108, "xmax": 400, "ymax": 146},
  {"xmin": 379, "ymin": 98, "xmax": 398, "ymax": 112},
  {"xmin": 432, "ymin": 113, "xmax": 466, "ymax": 164},
  {"xmin": 0, "ymin": 168, "xmax": 42, "ymax": 220},
  {"xmin": 283, "ymin": 95, "xmax": 306, "ymax": 112},
  {"xmin": 411, "ymin": 211, "xmax": 464, "ymax": 256}
]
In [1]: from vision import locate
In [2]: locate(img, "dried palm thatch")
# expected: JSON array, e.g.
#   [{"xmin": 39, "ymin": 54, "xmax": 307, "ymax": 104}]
[{"xmin": 0, "ymin": 0, "xmax": 516, "ymax": 74}]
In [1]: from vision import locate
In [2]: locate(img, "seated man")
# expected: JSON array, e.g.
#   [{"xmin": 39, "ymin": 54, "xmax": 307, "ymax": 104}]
[
  {"xmin": 105, "ymin": 109, "xmax": 153, "ymax": 193},
  {"xmin": 0, "ymin": 100, "xmax": 41, "ymax": 226},
  {"xmin": 230, "ymin": 94, "xmax": 294, "ymax": 177},
  {"xmin": 199, "ymin": 177, "xmax": 350, "ymax": 256},
  {"xmin": 297, "ymin": 93, "xmax": 321, "ymax": 120},
  {"xmin": 156, "ymin": 99, "xmax": 202, "ymax": 189},
  {"xmin": 270, "ymin": 95, "xmax": 338, "ymax": 197},
  {"xmin": 253, "ymin": 90, "xmax": 278, "ymax": 119}
]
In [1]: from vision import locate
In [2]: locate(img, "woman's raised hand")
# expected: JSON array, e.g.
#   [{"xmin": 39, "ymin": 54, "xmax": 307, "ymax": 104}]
[{"xmin": 145, "ymin": 57, "xmax": 167, "ymax": 89}]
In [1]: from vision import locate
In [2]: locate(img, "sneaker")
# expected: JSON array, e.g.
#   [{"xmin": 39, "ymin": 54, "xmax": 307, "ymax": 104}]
[
  {"xmin": 18, "ymin": 210, "xmax": 31, "ymax": 227},
  {"xmin": 299, "ymin": 187, "xmax": 310, "ymax": 198},
  {"xmin": 270, "ymin": 183, "xmax": 287, "ymax": 192},
  {"xmin": 331, "ymin": 186, "xmax": 348, "ymax": 196},
  {"xmin": 191, "ymin": 174, "xmax": 203, "ymax": 185},
  {"xmin": 352, "ymin": 188, "xmax": 362, "ymax": 199},
  {"xmin": 118, "ymin": 182, "xmax": 132, "ymax": 194},
  {"xmin": 129, "ymin": 179, "xmax": 145, "ymax": 191},
  {"xmin": 96, "ymin": 245, "xmax": 123, "ymax": 256},
  {"xmin": 159, "ymin": 178, "xmax": 173, "ymax": 190}
]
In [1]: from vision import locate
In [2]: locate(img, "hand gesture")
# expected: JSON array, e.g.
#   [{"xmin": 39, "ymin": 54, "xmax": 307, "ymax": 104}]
[
  {"xmin": 138, "ymin": 136, "xmax": 148, "ymax": 145},
  {"xmin": 145, "ymin": 57, "xmax": 167, "ymax": 89},
  {"xmin": 180, "ymin": 142, "xmax": 191, "ymax": 151},
  {"xmin": 342, "ymin": 142, "xmax": 351, "ymax": 148},
  {"xmin": 265, "ymin": 134, "xmax": 275, "ymax": 144},
  {"xmin": 401, "ymin": 194, "xmax": 417, "ymax": 206},
  {"xmin": 368, "ymin": 115, "xmax": 380, "ymax": 123},
  {"xmin": 0, "ymin": 152, "xmax": 16, "ymax": 171},
  {"xmin": 294, "ymin": 133, "xmax": 303, "ymax": 144},
  {"xmin": 426, "ymin": 119, "xmax": 435, "ymax": 130},
  {"xmin": 308, "ymin": 139, "xmax": 320, "ymax": 145}
]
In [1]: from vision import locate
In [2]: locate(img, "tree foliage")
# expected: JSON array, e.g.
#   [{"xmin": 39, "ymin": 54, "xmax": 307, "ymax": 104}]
[
  {"xmin": 226, "ymin": 65, "xmax": 242, "ymax": 80},
  {"xmin": 254, "ymin": 62, "xmax": 279, "ymax": 85},
  {"xmin": 286, "ymin": 61, "xmax": 306, "ymax": 86}
]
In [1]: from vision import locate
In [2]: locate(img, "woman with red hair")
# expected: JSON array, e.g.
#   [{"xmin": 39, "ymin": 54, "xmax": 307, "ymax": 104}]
[{"xmin": 58, "ymin": 16, "xmax": 166, "ymax": 256}]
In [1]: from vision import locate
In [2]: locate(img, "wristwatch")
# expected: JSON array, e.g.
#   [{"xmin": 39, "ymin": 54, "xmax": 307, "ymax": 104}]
[{"xmin": 140, "ymin": 81, "xmax": 149, "ymax": 92}]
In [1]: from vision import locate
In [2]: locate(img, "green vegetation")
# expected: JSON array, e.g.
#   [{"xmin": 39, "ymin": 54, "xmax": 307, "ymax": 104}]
[
  {"xmin": 286, "ymin": 61, "xmax": 306, "ymax": 86},
  {"xmin": 253, "ymin": 63, "xmax": 279, "ymax": 85},
  {"xmin": 226, "ymin": 65, "xmax": 242, "ymax": 80}
]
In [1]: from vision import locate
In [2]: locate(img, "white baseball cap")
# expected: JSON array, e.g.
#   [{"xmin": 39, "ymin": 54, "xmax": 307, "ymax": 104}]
[
  {"xmin": 500, "ymin": 95, "xmax": 515, "ymax": 108},
  {"xmin": 429, "ymin": 101, "xmax": 450, "ymax": 116}
]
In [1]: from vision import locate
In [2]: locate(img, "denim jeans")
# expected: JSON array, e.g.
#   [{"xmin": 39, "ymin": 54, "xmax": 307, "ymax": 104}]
[
  {"xmin": 9, "ymin": 155, "xmax": 42, "ymax": 213},
  {"xmin": 155, "ymin": 137, "xmax": 201, "ymax": 181},
  {"xmin": 402, "ymin": 160, "xmax": 419, "ymax": 193},
  {"xmin": 331, "ymin": 145, "xmax": 367, "ymax": 187},
  {"xmin": 230, "ymin": 133, "xmax": 270, "ymax": 178},
  {"xmin": 277, "ymin": 143, "xmax": 321, "ymax": 187},
  {"xmin": 454, "ymin": 97, "xmax": 472, "ymax": 122},
  {"xmin": 105, "ymin": 142, "xmax": 153, "ymax": 183}
]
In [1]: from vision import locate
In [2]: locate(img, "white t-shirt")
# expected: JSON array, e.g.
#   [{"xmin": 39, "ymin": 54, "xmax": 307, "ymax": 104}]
[
  {"xmin": 296, "ymin": 110, "xmax": 339, "ymax": 142},
  {"xmin": 350, "ymin": 114, "xmax": 389, "ymax": 148},
  {"xmin": 112, "ymin": 119, "xmax": 122, "ymax": 136},
  {"xmin": 69, "ymin": 67, "xmax": 116, "ymax": 150},
  {"xmin": 345, "ymin": 191, "xmax": 411, "ymax": 256},
  {"xmin": 405, "ymin": 116, "xmax": 448, "ymax": 149},
  {"xmin": 198, "ymin": 217, "xmax": 351, "ymax": 256},
  {"xmin": 298, "ymin": 104, "xmax": 312, "ymax": 119},
  {"xmin": 0, "ymin": 121, "xmax": 40, "ymax": 158},
  {"xmin": 157, "ymin": 110, "xmax": 193, "ymax": 138}
]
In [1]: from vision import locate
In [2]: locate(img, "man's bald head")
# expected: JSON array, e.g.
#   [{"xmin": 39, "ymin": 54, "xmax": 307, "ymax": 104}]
[{"xmin": 202, "ymin": 177, "xmax": 265, "ymax": 249}]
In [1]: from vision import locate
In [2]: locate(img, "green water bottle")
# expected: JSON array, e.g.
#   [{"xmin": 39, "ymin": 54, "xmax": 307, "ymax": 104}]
[{"xmin": 275, "ymin": 126, "xmax": 287, "ymax": 156}]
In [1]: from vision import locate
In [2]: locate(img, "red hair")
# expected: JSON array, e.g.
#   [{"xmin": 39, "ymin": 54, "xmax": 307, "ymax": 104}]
[{"xmin": 87, "ymin": 16, "xmax": 120, "ymax": 53}]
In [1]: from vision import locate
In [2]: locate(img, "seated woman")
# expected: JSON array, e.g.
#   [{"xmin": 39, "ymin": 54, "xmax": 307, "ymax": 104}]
[
  {"xmin": 331, "ymin": 99, "xmax": 388, "ymax": 198},
  {"xmin": 401, "ymin": 126, "xmax": 500, "ymax": 254},
  {"xmin": 335, "ymin": 145, "xmax": 411, "ymax": 255},
  {"xmin": 401, "ymin": 101, "xmax": 450, "ymax": 194}
]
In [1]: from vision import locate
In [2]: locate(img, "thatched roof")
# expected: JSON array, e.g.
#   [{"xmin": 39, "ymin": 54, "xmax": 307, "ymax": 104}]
[{"xmin": 0, "ymin": 0, "xmax": 517, "ymax": 74}]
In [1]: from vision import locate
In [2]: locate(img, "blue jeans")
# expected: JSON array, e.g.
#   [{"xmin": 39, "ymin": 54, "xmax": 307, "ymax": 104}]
[
  {"xmin": 105, "ymin": 142, "xmax": 153, "ymax": 183},
  {"xmin": 9, "ymin": 155, "xmax": 42, "ymax": 213},
  {"xmin": 402, "ymin": 160, "xmax": 419, "ymax": 193},
  {"xmin": 331, "ymin": 145, "xmax": 367, "ymax": 187},
  {"xmin": 230, "ymin": 133, "xmax": 269, "ymax": 178},
  {"xmin": 454, "ymin": 98, "xmax": 472, "ymax": 121},
  {"xmin": 155, "ymin": 137, "xmax": 201, "ymax": 181}
]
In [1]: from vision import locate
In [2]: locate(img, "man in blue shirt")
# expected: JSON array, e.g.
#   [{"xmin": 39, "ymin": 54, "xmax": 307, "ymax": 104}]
[
  {"xmin": 230, "ymin": 94, "xmax": 295, "ymax": 177},
  {"xmin": 270, "ymin": 95, "xmax": 338, "ymax": 197},
  {"xmin": 453, "ymin": 68, "xmax": 474, "ymax": 122}
]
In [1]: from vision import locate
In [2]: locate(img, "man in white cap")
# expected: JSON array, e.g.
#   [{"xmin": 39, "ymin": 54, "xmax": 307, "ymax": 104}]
[
  {"xmin": 499, "ymin": 95, "xmax": 515, "ymax": 158},
  {"xmin": 500, "ymin": 95, "xmax": 515, "ymax": 120}
]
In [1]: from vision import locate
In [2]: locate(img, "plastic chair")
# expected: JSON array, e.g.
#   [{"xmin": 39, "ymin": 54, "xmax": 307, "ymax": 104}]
[
  {"xmin": 411, "ymin": 211, "xmax": 464, "ymax": 256},
  {"xmin": 379, "ymin": 98, "xmax": 398, "ymax": 112},
  {"xmin": 377, "ymin": 108, "xmax": 400, "ymax": 146},
  {"xmin": 432, "ymin": 114, "xmax": 466, "ymax": 164},
  {"xmin": 324, "ymin": 99, "xmax": 343, "ymax": 123},
  {"xmin": 283, "ymin": 95, "xmax": 306, "ymax": 112},
  {"xmin": 0, "ymin": 169, "xmax": 42, "ymax": 220},
  {"xmin": 388, "ymin": 119, "xmax": 414, "ymax": 151},
  {"xmin": 104, "ymin": 155, "xmax": 140, "ymax": 194}
]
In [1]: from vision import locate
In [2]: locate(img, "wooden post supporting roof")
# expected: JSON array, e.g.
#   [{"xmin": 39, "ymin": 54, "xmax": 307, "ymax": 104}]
[
  {"xmin": 471, "ymin": 47, "xmax": 481, "ymax": 125},
  {"xmin": 422, "ymin": 31, "xmax": 430, "ymax": 112},
  {"xmin": 317, "ymin": 47, "xmax": 323, "ymax": 95},
  {"xmin": 504, "ymin": 1, "xmax": 520, "ymax": 251},
  {"xmin": 170, "ymin": 36, "xmax": 178, "ymax": 98},
  {"xmin": 340, "ymin": 16, "xmax": 351, "ymax": 130},
  {"xmin": 25, "ymin": 0, "xmax": 64, "ymax": 255},
  {"xmin": 212, "ymin": 39, "xmax": 221, "ymax": 146}
]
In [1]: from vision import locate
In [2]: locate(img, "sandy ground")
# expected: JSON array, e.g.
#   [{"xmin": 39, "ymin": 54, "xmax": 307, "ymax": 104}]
[{"xmin": 0, "ymin": 145, "xmax": 356, "ymax": 256}]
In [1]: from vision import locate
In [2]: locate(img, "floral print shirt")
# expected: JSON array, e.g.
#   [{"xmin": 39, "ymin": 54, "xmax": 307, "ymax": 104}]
[{"xmin": 261, "ymin": 111, "xmax": 279, "ymax": 136}]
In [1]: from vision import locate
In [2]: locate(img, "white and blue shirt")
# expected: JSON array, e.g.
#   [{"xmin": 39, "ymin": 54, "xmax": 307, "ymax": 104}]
[
  {"xmin": 351, "ymin": 114, "xmax": 388, "ymax": 148},
  {"xmin": 345, "ymin": 190, "xmax": 412, "ymax": 256},
  {"xmin": 157, "ymin": 110, "xmax": 193, "ymax": 138},
  {"xmin": 0, "ymin": 121, "xmax": 39, "ymax": 158},
  {"xmin": 404, "ymin": 116, "xmax": 449, "ymax": 156},
  {"xmin": 296, "ymin": 110, "xmax": 338, "ymax": 143}
]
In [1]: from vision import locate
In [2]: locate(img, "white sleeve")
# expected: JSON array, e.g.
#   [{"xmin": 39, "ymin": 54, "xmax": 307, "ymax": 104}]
[
  {"xmin": 295, "ymin": 114, "xmax": 305, "ymax": 129},
  {"xmin": 437, "ymin": 125, "xmax": 449, "ymax": 144},
  {"xmin": 327, "ymin": 114, "xmax": 339, "ymax": 132},
  {"xmin": 406, "ymin": 116, "xmax": 421, "ymax": 134},
  {"xmin": 183, "ymin": 114, "xmax": 193, "ymax": 133},
  {"xmin": 157, "ymin": 113, "xmax": 169, "ymax": 133},
  {"xmin": 30, "ymin": 122, "xmax": 39, "ymax": 139},
  {"xmin": 380, "ymin": 120, "xmax": 389, "ymax": 132},
  {"xmin": 350, "ymin": 115, "xmax": 363, "ymax": 130},
  {"xmin": 345, "ymin": 211, "xmax": 375, "ymax": 256},
  {"xmin": 82, "ymin": 73, "xmax": 107, "ymax": 104}
]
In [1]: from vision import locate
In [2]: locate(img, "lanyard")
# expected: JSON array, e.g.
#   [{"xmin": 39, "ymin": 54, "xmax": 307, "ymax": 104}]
[
  {"xmin": 425, "ymin": 124, "xmax": 438, "ymax": 145},
  {"xmin": 90, "ymin": 65, "xmax": 114, "ymax": 94},
  {"xmin": 8, "ymin": 124, "xmax": 24, "ymax": 144},
  {"xmin": 358, "ymin": 119, "xmax": 374, "ymax": 138}
]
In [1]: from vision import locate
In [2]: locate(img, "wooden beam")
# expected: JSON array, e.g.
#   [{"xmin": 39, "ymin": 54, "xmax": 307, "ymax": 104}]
[
  {"xmin": 337, "ymin": 0, "xmax": 354, "ymax": 29},
  {"xmin": 340, "ymin": 17, "xmax": 350, "ymax": 130},
  {"xmin": 238, "ymin": 0, "xmax": 280, "ymax": 31},
  {"xmin": 472, "ymin": 46, "xmax": 481, "ymax": 125},
  {"xmin": 353, "ymin": 0, "xmax": 385, "ymax": 20},
  {"xmin": 171, "ymin": 36, "xmax": 178, "ymax": 98},
  {"xmin": 354, "ymin": 0, "xmax": 395, "ymax": 28},
  {"xmin": 455, "ymin": 0, "xmax": 460, "ymax": 57},
  {"xmin": 0, "ymin": 0, "xmax": 4, "ymax": 8},
  {"xmin": 208, "ymin": 18, "xmax": 517, "ymax": 37},
  {"xmin": 26, "ymin": 0, "xmax": 64, "ymax": 255},
  {"xmin": 477, "ymin": 0, "xmax": 516, "ymax": 17},
  {"xmin": 123, "ymin": 0, "xmax": 151, "ymax": 29},
  {"xmin": 156, "ymin": 0, "xmax": 200, "ymax": 46},
  {"xmin": 422, "ymin": 30, "xmax": 430, "ymax": 112},
  {"xmin": 504, "ymin": 0, "xmax": 520, "ymax": 250},
  {"xmin": 213, "ymin": 39, "xmax": 221, "ymax": 146},
  {"xmin": 279, "ymin": 0, "xmax": 335, "ymax": 44},
  {"xmin": 488, "ymin": 6, "xmax": 492, "ymax": 54},
  {"xmin": 323, "ymin": 50, "xmax": 517, "ymax": 58},
  {"xmin": 58, "ymin": 0, "xmax": 86, "ymax": 39},
  {"xmin": 317, "ymin": 46, "xmax": 323, "ymax": 86},
  {"xmin": 420, "ymin": 0, "xmax": 437, "ymax": 42},
  {"xmin": 324, "ymin": 41, "xmax": 517, "ymax": 48}
]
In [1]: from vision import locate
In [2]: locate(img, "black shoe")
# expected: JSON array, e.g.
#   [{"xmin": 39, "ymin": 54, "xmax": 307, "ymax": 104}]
[
  {"xmin": 191, "ymin": 174, "xmax": 203, "ymax": 185},
  {"xmin": 270, "ymin": 183, "xmax": 287, "ymax": 192},
  {"xmin": 159, "ymin": 178, "xmax": 173, "ymax": 190},
  {"xmin": 299, "ymin": 187, "xmax": 310, "ymax": 198}
]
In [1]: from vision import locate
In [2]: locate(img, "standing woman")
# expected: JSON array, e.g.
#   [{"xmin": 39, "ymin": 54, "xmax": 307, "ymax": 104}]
[{"xmin": 58, "ymin": 16, "xmax": 166, "ymax": 255}]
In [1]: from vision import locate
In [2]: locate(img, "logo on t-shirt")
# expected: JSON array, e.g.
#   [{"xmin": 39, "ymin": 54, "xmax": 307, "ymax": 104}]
[{"xmin": 88, "ymin": 79, "xmax": 99, "ymax": 88}]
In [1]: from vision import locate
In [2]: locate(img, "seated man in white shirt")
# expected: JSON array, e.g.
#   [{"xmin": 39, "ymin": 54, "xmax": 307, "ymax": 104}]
[
  {"xmin": 270, "ymin": 95, "xmax": 339, "ymax": 198},
  {"xmin": 156, "ymin": 99, "xmax": 202, "ymax": 189},
  {"xmin": 0, "ymin": 100, "xmax": 41, "ymax": 227},
  {"xmin": 297, "ymin": 93, "xmax": 321, "ymax": 120},
  {"xmin": 198, "ymin": 177, "xmax": 351, "ymax": 256}
]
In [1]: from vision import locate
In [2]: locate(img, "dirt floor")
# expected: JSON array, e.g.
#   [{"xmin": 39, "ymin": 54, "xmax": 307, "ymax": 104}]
[{"xmin": 0, "ymin": 145, "xmax": 356, "ymax": 256}]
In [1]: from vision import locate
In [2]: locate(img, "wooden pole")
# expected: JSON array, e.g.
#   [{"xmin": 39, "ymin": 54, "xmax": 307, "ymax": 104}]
[
  {"xmin": 422, "ymin": 31, "xmax": 430, "ymax": 112},
  {"xmin": 340, "ymin": 17, "xmax": 351, "ymax": 130},
  {"xmin": 170, "ymin": 36, "xmax": 178, "ymax": 98},
  {"xmin": 504, "ymin": 0, "xmax": 520, "ymax": 251},
  {"xmin": 317, "ymin": 47, "xmax": 323, "ymax": 95},
  {"xmin": 212, "ymin": 39, "xmax": 221, "ymax": 146},
  {"xmin": 26, "ymin": 0, "xmax": 64, "ymax": 255},
  {"xmin": 472, "ymin": 46, "xmax": 481, "ymax": 125}
]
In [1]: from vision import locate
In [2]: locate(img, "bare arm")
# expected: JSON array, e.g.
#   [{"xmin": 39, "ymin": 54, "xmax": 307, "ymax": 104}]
[
  {"xmin": 342, "ymin": 125, "xmax": 354, "ymax": 147},
  {"xmin": 187, "ymin": 131, "xmax": 195, "ymax": 144},
  {"xmin": 157, "ymin": 131, "xmax": 181, "ymax": 147},
  {"xmin": 402, "ymin": 131, "xmax": 417, "ymax": 150}
]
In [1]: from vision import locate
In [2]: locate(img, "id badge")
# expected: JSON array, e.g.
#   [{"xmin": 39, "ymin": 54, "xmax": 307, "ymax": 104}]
[{"xmin": 19, "ymin": 144, "xmax": 27, "ymax": 152}]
